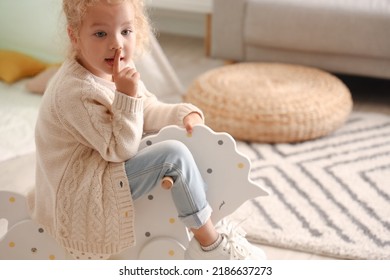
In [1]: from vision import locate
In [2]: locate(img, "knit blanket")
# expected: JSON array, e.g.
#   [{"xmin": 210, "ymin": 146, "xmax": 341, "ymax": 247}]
[{"xmin": 230, "ymin": 111, "xmax": 390, "ymax": 259}]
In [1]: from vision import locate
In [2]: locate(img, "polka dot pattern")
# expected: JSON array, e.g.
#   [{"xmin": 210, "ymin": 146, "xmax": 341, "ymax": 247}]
[{"xmin": 0, "ymin": 192, "xmax": 67, "ymax": 260}]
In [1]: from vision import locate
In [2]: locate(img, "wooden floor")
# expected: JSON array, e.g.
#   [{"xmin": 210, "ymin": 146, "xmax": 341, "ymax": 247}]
[{"xmin": 156, "ymin": 33, "xmax": 225, "ymax": 89}]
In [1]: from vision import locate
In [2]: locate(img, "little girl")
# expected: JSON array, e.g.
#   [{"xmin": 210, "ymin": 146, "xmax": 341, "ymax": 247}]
[{"xmin": 27, "ymin": 0, "xmax": 265, "ymax": 260}]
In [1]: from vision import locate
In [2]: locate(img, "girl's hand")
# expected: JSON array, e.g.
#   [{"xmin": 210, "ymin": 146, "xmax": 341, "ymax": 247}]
[
  {"xmin": 183, "ymin": 112, "xmax": 204, "ymax": 134},
  {"xmin": 112, "ymin": 49, "xmax": 140, "ymax": 97}
]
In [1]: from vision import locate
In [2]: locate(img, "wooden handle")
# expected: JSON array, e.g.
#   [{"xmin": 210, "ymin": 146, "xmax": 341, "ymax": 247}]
[{"xmin": 161, "ymin": 177, "xmax": 174, "ymax": 190}]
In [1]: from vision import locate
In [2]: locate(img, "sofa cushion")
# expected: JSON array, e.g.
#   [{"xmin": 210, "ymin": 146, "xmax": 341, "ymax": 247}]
[{"xmin": 245, "ymin": 0, "xmax": 390, "ymax": 59}]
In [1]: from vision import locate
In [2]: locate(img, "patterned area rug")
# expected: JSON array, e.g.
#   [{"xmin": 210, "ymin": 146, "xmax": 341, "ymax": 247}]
[{"xmin": 230, "ymin": 111, "xmax": 390, "ymax": 259}]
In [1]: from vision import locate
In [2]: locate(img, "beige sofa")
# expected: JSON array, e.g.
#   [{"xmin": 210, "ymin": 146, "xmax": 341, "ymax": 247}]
[{"xmin": 211, "ymin": 0, "xmax": 390, "ymax": 79}]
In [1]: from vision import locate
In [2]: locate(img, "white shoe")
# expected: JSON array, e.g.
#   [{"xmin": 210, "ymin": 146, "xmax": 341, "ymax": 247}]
[{"xmin": 184, "ymin": 219, "xmax": 266, "ymax": 260}]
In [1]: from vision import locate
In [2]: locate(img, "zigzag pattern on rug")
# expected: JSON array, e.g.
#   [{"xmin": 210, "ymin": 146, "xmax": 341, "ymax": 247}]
[{"xmin": 229, "ymin": 112, "xmax": 390, "ymax": 260}]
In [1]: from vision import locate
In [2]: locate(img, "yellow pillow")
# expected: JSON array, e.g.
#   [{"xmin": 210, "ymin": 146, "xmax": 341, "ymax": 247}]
[{"xmin": 0, "ymin": 50, "xmax": 49, "ymax": 83}]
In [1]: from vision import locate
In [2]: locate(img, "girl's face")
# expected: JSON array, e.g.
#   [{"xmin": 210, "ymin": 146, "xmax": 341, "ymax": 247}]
[{"xmin": 70, "ymin": 1, "xmax": 136, "ymax": 81}]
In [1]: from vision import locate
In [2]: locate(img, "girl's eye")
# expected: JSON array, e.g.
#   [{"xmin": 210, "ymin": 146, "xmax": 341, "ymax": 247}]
[
  {"xmin": 121, "ymin": 29, "xmax": 133, "ymax": 36},
  {"xmin": 94, "ymin": 31, "xmax": 107, "ymax": 38}
]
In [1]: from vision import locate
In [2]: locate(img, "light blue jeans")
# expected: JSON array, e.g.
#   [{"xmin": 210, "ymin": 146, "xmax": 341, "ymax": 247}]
[{"xmin": 125, "ymin": 140, "xmax": 212, "ymax": 229}]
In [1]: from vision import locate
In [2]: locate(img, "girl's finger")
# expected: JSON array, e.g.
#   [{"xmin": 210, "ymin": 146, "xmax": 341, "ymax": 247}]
[{"xmin": 113, "ymin": 48, "xmax": 121, "ymax": 76}]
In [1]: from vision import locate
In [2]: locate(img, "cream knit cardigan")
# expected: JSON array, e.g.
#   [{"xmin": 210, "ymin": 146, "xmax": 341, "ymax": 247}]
[{"xmin": 27, "ymin": 58, "xmax": 203, "ymax": 255}]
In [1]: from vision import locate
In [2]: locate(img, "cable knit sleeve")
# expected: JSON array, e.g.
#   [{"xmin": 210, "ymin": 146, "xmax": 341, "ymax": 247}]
[
  {"xmin": 56, "ymin": 75, "xmax": 144, "ymax": 162},
  {"xmin": 140, "ymin": 82, "xmax": 204, "ymax": 133}
]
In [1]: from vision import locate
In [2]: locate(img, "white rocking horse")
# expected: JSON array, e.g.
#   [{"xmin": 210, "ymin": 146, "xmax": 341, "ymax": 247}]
[{"xmin": 0, "ymin": 125, "xmax": 268, "ymax": 260}]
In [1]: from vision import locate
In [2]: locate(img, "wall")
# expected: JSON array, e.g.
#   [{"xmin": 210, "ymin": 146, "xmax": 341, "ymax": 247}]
[
  {"xmin": 0, "ymin": 0, "xmax": 66, "ymax": 63},
  {"xmin": 0, "ymin": 0, "xmax": 206, "ymax": 64},
  {"xmin": 147, "ymin": 9, "xmax": 206, "ymax": 38}
]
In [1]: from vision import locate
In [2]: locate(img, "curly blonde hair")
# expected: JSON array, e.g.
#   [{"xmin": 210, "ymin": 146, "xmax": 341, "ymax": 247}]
[{"xmin": 63, "ymin": 0, "xmax": 151, "ymax": 57}]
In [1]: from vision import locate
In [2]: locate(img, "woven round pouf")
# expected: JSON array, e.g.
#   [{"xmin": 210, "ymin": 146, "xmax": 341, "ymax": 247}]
[{"xmin": 184, "ymin": 63, "xmax": 353, "ymax": 143}]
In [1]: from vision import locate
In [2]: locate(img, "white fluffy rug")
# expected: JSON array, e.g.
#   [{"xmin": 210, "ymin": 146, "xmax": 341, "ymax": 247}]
[
  {"xmin": 231, "ymin": 111, "xmax": 390, "ymax": 259},
  {"xmin": 0, "ymin": 81, "xmax": 41, "ymax": 162}
]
